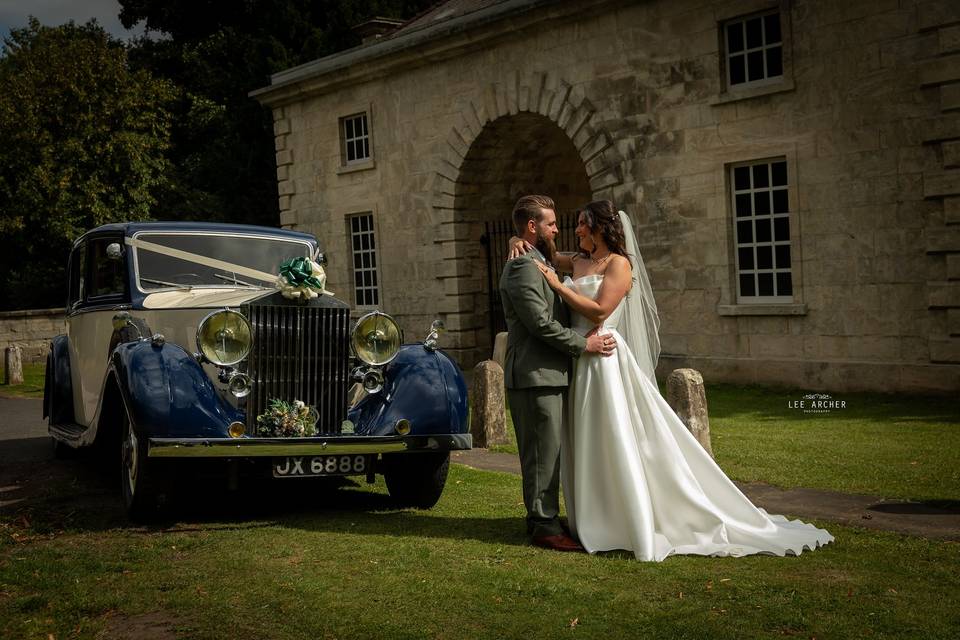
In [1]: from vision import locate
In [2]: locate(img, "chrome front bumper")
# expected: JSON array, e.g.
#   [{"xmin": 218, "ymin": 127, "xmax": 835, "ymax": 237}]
[{"xmin": 147, "ymin": 433, "xmax": 472, "ymax": 458}]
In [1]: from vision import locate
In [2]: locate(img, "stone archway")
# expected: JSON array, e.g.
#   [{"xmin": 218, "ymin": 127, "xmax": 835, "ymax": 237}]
[
  {"xmin": 458, "ymin": 112, "xmax": 592, "ymax": 361},
  {"xmin": 429, "ymin": 72, "xmax": 625, "ymax": 367}
]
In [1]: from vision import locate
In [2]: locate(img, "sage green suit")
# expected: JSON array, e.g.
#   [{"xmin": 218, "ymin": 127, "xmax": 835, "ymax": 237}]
[{"xmin": 499, "ymin": 251, "xmax": 586, "ymax": 537}]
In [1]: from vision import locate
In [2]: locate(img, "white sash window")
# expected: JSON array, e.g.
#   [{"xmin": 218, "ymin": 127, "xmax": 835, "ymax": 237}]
[
  {"xmin": 348, "ymin": 213, "xmax": 380, "ymax": 307},
  {"xmin": 731, "ymin": 159, "xmax": 793, "ymax": 303},
  {"xmin": 341, "ymin": 112, "xmax": 370, "ymax": 165},
  {"xmin": 724, "ymin": 10, "xmax": 783, "ymax": 88}
]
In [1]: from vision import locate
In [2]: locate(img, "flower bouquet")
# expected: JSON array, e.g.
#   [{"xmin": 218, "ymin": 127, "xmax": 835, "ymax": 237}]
[{"xmin": 256, "ymin": 399, "xmax": 318, "ymax": 437}]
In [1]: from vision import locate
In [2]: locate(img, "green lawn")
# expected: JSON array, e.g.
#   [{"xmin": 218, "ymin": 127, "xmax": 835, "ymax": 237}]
[
  {"xmin": 1, "ymin": 465, "xmax": 958, "ymax": 639},
  {"xmin": 707, "ymin": 385, "xmax": 959, "ymax": 502},
  {"xmin": 0, "ymin": 361, "xmax": 45, "ymax": 398},
  {"xmin": 492, "ymin": 384, "xmax": 960, "ymax": 502}
]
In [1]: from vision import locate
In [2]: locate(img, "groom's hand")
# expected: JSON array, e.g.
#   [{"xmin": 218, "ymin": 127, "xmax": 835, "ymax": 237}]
[{"xmin": 585, "ymin": 329, "xmax": 616, "ymax": 357}]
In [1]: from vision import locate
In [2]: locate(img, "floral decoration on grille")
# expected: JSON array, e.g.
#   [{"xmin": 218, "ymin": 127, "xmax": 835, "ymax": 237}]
[{"xmin": 256, "ymin": 399, "xmax": 318, "ymax": 437}]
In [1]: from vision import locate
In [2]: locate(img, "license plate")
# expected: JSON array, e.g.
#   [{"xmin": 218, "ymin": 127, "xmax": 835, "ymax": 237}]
[{"xmin": 272, "ymin": 455, "xmax": 372, "ymax": 478}]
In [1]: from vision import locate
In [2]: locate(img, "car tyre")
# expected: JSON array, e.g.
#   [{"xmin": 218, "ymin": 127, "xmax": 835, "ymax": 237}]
[
  {"xmin": 120, "ymin": 410, "xmax": 161, "ymax": 521},
  {"xmin": 382, "ymin": 452, "xmax": 450, "ymax": 509}
]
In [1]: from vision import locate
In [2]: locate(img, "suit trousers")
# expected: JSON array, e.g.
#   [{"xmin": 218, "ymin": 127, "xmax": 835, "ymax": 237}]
[{"xmin": 507, "ymin": 386, "xmax": 566, "ymax": 537}]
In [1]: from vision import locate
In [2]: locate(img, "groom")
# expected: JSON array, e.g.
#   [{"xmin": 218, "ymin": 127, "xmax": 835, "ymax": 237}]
[{"xmin": 499, "ymin": 194, "xmax": 614, "ymax": 552}]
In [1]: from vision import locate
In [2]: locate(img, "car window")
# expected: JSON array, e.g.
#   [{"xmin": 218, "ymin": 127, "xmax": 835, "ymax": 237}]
[
  {"xmin": 68, "ymin": 244, "xmax": 86, "ymax": 307},
  {"xmin": 87, "ymin": 238, "xmax": 126, "ymax": 299},
  {"xmin": 135, "ymin": 233, "xmax": 311, "ymax": 290}
]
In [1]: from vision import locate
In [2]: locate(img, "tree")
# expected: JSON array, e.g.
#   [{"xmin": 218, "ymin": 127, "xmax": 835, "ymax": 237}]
[
  {"xmin": 0, "ymin": 18, "xmax": 175, "ymax": 309},
  {"xmin": 118, "ymin": 0, "xmax": 436, "ymax": 227}
]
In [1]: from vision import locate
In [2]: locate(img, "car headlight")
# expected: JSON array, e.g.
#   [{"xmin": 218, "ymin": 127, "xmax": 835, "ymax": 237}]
[
  {"xmin": 197, "ymin": 309, "xmax": 252, "ymax": 366},
  {"xmin": 351, "ymin": 311, "xmax": 402, "ymax": 366}
]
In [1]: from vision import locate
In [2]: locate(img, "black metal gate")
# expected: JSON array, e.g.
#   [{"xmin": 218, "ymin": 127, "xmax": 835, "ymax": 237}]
[{"xmin": 480, "ymin": 212, "xmax": 579, "ymax": 346}]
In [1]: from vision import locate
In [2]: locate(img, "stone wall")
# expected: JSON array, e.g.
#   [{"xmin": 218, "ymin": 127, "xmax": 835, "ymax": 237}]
[
  {"xmin": 256, "ymin": 0, "xmax": 960, "ymax": 392},
  {"xmin": 0, "ymin": 308, "xmax": 65, "ymax": 364}
]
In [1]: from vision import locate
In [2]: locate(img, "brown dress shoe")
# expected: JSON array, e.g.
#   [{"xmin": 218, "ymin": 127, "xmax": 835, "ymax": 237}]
[{"xmin": 531, "ymin": 533, "xmax": 585, "ymax": 552}]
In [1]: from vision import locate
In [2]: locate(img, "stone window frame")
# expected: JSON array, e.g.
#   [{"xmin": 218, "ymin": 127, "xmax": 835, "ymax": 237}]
[
  {"xmin": 337, "ymin": 105, "xmax": 376, "ymax": 174},
  {"xmin": 346, "ymin": 211, "xmax": 381, "ymax": 309},
  {"xmin": 728, "ymin": 158, "xmax": 793, "ymax": 304},
  {"xmin": 717, "ymin": 147, "xmax": 807, "ymax": 317},
  {"xmin": 710, "ymin": 0, "xmax": 796, "ymax": 106}
]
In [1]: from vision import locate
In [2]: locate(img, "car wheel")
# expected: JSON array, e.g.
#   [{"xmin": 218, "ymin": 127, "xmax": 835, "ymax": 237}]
[
  {"xmin": 382, "ymin": 452, "xmax": 450, "ymax": 509},
  {"xmin": 120, "ymin": 410, "xmax": 161, "ymax": 521}
]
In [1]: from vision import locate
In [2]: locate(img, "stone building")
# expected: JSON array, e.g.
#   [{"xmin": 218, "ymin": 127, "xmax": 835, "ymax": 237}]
[{"xmin": 251, "ymin": 0, "xmax": 960, "ymax": 393}]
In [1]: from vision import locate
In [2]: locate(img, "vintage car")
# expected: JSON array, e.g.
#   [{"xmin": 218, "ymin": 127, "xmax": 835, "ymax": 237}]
[{"xmin": 44, "ymin": 222, "xmax": 470, "ymax": 519}]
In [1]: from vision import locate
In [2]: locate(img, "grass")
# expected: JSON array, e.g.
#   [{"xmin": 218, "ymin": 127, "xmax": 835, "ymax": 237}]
[
  {"xmin": 1, "ymin": 464, "xmax": 959, "ymax": 639},
  {"xmin": 707, "ymin": 385, "xmax": 959, "ymax": 502},
  {"xmin": 0, "ymin": 361, "xmax": 45, "ymax": 398},
  {"xmin": 491, "ymin": 384, "xmax": 960, "ymax": 502}
]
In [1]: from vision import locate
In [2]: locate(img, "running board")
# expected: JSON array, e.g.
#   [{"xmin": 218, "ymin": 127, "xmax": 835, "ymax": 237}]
[{"xmin": 49, "ymin": 422, "xmax": 87, "ymax": 447}]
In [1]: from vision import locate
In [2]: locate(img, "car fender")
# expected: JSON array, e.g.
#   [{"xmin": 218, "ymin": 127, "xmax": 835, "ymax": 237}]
[
  {"xmin": 348, "ymin": 344, "xmax": 468, "ymax": 437},
  {"xmin": 108, "ymin": 340, "xmax": 241, "ymax": 439}
]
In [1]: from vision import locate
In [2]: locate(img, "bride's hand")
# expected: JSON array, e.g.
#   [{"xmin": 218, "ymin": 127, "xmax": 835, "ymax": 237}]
[
  {"xmin": 507, "ymin": 236, "xmax": 533, "ymax": 260},
  {"xmin": 535, "ymin": 261, "xmax": 562, "ymax": 289}
]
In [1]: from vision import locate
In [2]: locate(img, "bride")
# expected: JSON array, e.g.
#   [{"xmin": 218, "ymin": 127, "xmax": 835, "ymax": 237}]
[{"xmin": 511, "ymin": 200, "xmax": 833, "ymax": 561}]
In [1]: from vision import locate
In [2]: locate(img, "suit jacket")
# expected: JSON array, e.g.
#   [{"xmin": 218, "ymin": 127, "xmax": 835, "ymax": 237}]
[{"xmin": 499, "ymin": 252, "xmax": 586, "ymax": 389}]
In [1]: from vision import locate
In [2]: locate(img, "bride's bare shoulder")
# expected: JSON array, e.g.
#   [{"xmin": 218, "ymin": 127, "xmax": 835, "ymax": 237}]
[
  {"xmin": 604, "ymin": 254, "xmax": 633, "ymax": 290},
  {"xmin": 609, "ymin": 253, "xmax": 632, "ymax": 272}
]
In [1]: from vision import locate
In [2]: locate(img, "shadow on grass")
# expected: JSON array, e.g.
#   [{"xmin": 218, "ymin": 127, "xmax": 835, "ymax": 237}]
[
  {"xmin": 703, "ymin": 383, "xmax": 960, "ymax": 424},
  {"xmin": 0, "ymin": 438, "xmax": 527, "ymax": 548}
]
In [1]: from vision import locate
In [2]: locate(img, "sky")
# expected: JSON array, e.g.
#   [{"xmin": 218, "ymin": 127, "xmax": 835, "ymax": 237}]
[{"xmin": 0, "ymin": 0, "xmax": 147, "ymax": 42}]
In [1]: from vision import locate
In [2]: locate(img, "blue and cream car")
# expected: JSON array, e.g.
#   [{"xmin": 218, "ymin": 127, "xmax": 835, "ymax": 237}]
[{"xmin": 44, "ymin": 222, "xmax": 470, "ymax": 519}]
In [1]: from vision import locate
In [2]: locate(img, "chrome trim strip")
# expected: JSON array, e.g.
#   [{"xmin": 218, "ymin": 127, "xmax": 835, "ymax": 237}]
[{"xmin": 147, "ymin": 433, "xmax": 472, "ymax": 458}]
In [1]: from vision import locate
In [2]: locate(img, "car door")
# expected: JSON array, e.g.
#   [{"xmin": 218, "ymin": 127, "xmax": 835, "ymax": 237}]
[{"xmin": 67, "ymin": 235, "xmax": 129, "ymax": 426}]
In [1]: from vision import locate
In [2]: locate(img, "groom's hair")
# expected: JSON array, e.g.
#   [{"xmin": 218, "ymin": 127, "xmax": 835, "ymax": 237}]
[{"xmin": 512, "ymin": 195, "xmax": 555, "ymax": 236}]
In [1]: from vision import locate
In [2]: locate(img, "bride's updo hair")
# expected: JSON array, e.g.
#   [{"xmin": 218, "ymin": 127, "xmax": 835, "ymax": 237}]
[{"xmin": 577, "ymin": 200, "xmax": 629, "ymax": 260}]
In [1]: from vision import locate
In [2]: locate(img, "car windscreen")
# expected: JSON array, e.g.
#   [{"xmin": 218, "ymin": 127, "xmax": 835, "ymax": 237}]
[{"xmin": 134, "ymin": 233, "xmax": 311, "ymax": 290}]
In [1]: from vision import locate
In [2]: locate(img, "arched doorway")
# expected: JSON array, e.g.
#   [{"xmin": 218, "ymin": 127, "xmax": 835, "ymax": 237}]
[{"xmin": 453, "ymin": 112, "xmax": 592, "ymax": 367}]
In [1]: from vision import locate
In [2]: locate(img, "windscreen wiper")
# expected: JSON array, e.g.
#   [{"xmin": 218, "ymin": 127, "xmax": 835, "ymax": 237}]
[
  {"xmin": 213, "ymin": 272, "xmax": 265, "ymax": 288},
  {"xmin": 140, "ymin": 277, "xmax": 192, "ymax": 291}
]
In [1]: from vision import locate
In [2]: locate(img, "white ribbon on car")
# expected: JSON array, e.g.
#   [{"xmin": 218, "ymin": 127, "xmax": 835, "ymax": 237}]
[
  {"xmin": 126, "ymin": 238, "xmax": 334, "ymax": 298},
  {"xmin": 126, "ymin": 237, "xmax": 280, "ymax": 284}
]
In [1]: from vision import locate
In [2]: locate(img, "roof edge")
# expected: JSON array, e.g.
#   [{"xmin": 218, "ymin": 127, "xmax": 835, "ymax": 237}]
[{"xmin": 250, "ymin": 0, "xmax": 580, "ymax": 105}]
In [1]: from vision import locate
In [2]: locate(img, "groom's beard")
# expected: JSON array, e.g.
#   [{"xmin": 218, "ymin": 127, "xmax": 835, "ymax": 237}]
[{"xmin": 535, "ymin": 233, "xmax": 558, "ymax": 266}]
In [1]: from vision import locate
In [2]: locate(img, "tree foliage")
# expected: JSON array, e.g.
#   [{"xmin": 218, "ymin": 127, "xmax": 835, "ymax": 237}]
[
  {"xmin": 117, "ymin": 0, "xmax": 435, "ymax": 227},
  {"xmin": 0, "ymin": 18, "xmax": 175, "ymax": 309},
  {"xmin": 0, "ymin": 2, "xmax": 436, "ymax": 309}
]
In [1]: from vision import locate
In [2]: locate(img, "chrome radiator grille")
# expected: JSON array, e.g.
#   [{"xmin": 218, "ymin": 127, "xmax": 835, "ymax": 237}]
[{"xmin": 243, "ymin": 303, "xmax": 351, "ymax": 436}]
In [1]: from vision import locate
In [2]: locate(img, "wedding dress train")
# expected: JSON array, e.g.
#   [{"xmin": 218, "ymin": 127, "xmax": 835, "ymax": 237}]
[{"xmin": 561, "ymin": 274, "xmax": 834, "ymax": 561}]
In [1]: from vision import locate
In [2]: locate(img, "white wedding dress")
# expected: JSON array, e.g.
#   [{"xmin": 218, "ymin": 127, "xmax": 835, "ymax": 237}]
[{"xmin": 561, "ymin": 274, "xmax": 834, "ymax": 561}]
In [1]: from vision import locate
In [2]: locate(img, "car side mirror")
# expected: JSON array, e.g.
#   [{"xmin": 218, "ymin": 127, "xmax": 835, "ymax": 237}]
[{"xmin": 106, "ymin": 242, "xmax": 123, "ymax": 260}]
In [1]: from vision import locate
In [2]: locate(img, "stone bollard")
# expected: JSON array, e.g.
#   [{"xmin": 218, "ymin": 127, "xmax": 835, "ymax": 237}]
[
  {"xmin": 665, "ymin": 368, "xmax": 713, "ymax": 458},
  {"xmin": 492, "ymin": 331, "xmax": 508, "ymax": 369},
  {"xmin": 470, "ymin": 360, "xmax": 508, "ymax": 448},
  {"xmin": 4, "ymin": 345, "xmax": 24, "ymax": 385}
]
